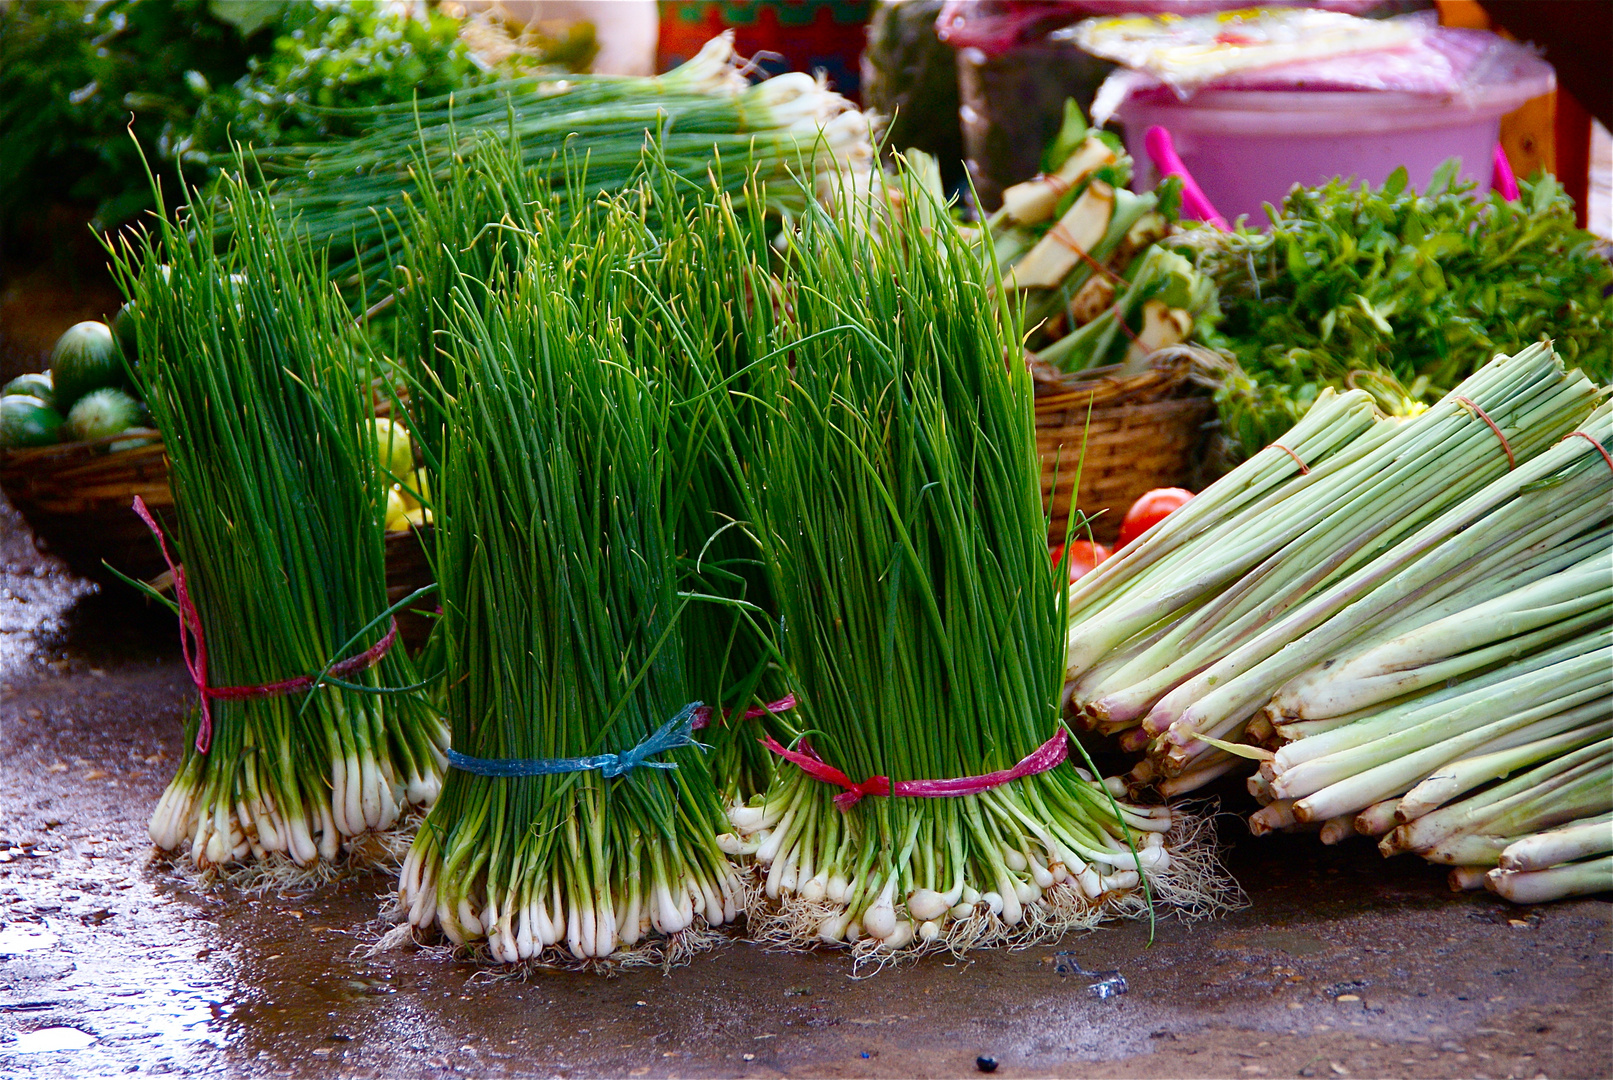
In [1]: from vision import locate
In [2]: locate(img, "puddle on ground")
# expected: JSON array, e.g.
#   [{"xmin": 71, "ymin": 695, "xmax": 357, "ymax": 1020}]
[
  {"xmin": 0, "ymin": 927, "xmax": 59, "ymax": 954},
  {"xmin": 7, "ymin": 1027, "xmax": 96, "ymax": 1053}
]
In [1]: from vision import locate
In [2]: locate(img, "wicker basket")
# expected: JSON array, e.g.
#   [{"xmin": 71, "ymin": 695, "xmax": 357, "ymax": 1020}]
[
  {"xmin": 0, "ymin": 432, "xmax": 172, "ymax": 581},
  {"xmin": 2, "ymin": 433, "xmax": 437, "ymax": 623},
  {"xmin": 1034, "ymin": 346, "xmax": 1223, "ymax": 546}
]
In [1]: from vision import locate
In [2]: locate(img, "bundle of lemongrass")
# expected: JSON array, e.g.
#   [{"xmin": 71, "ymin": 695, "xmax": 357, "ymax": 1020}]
[
  {"xmin": 985, "ymin": 102, "xmax": 1212, "ymax": 372},
  {"xmin": 390, "ymin": 136, "xmax": 792, "ymax": 804},
  {"xmin": 1064, "ymin": 343, "xmax": 1603, "ymax": 796},
  {"xmin": 394, "ymin": 198, "xmax": 743, "ymax": 964},
  {"xmin": 107, "ymin": 178, "xmax": 447, "ymax": 871},
  {"xmin": 230, "ymin": 34, "xmax": 874, "ymax": 297},
  {"xmin": 1242, "ymin": 404, "xmax": 1611, "ymax": 903},
  {"xmin": 722, "ymin": 163, "xmax": 1232, "ymax": 959}
]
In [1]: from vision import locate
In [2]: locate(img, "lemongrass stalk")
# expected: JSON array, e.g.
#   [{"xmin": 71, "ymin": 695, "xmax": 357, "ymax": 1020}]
[
  {"xmin": 1267, "ymin": 524, "xmax": 1612, "ymax": 718},
  {"xmin": 1353, "ymin": 799, "xmax": 1400, "ymax": 837},
  {"xmin": 1498, "ymin": 814, "xmax": 1613, "ymax": 872},
  {"xmin": 1486, "ymin": 856, "xmax": 1613, "ymax": 903},
  {"xmin": 1393, "ymin": 709, "xmax": 1612, "ymax": 822},
  {"xmin": 1285, "ymin": 645, "xmax": 1610, "ymax": 820},
  {"xmin": 1450, "ymin": 865, "xmax": 1491, "ymax": 891},
  {"xmin": 1272, "ymin": 630, "xmax": 1609, "ymax": 775},
  {"xmin": 1139, "ymin": 385, "xmax": 1603, "ymax": 741},
  {"xmin": 1274, "ymin": 556, "xmax": 1611, "ymax": 719},
  {"xmin": 1154, "ymin": 393, "xmax": 1610, "ymax": 761},
  {"xmin": 1066, "ymin": 389, "xmax": 1385, "ymax": 677},
  {"xmin": 1381, "ymin": 741, "xmax": 1611, "ymax": 857}
]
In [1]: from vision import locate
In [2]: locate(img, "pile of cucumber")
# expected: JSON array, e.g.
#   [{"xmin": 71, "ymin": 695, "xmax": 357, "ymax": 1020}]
[{"xmin": 1, "ymin": 309, "xmax": 152, "ymax": 450}]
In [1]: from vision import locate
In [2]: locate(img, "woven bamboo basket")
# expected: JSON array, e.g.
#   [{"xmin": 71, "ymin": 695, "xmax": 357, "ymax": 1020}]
[
  {"xmin": 0, "ymin": 432, "xmax": 172, "ymax": 581},
  {"xmin": 2, "ymin": 431, "xmax": 436, "ymax": 626},
  {"xmin": 1034, "ymin": 345, "xmax": 1223, "ymax": 546}
]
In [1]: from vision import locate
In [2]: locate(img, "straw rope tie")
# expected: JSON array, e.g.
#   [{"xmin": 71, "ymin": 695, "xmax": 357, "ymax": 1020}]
[
  {"xmin": 1271, "ymin": 443, "xmax": 1309, "ymax": 474},
  {"xmin": 1035, "ymin": 171, "xmax": 1073, "ymax": 198},
  {"xmin": 1456, "ymin": 395, "xmax": 1515, "ymax": 469},
  {"xmin": 133, "ymin": 496, "xmax": 399, "ymax": 755},
  {"xmin": 1565, "ymin": 430, "xmax": 1613, "ymax": 475},
  {"xmin": 762, "ymin": 728, "xmax": 1072, "ymax": 811}
]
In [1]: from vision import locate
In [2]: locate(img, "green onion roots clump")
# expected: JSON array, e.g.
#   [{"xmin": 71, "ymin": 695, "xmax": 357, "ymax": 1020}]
[
  {"xmin": 724, "ymin": 166, "xmax": 1235, "ymax": 959},
  {"xmin": 394, "ymin": 214, "xmax": 743, "ymax": 965},
  {"xmin": 109, "ymin": 178, "xmax": 448, "ymax": 873}
]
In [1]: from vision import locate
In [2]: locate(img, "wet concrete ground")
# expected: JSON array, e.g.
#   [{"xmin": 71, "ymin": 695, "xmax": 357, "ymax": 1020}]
[{"xmin": 1, "ymin": 497, "xmax": 1610, "ymax": 1079}]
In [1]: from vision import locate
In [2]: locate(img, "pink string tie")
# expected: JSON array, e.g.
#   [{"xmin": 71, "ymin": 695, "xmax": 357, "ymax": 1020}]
[
  {"xmin": 762, "ymin": 728, "xmax": 1071, "ymax": 811},
  {"xmin": 133, "ymin": 496, "xmax": 398, "ymax": 754}
]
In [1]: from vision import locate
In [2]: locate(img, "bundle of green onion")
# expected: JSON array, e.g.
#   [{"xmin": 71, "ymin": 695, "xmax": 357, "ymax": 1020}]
[
  {"xmin": 724, "ymin": 164, "xmax": 1229, "ymax": 958},
  {"xmin": 108, "ymin": 178, "xmax": 447, "ymax": 870},
  {"xmin": 1240, "ymin": 405, "xmax": 1611, "ymax": 903},
  {"xmin": 1064, "ymin": 344, "xmax": 1602, "ymax": 795},
  {"xmin": 390, "ymin": 135, "xmax": 792, "ymax": 804},
  {"xmin": 985, "ymin": 102, "xmax": 1213, "ymax": 373},
  {"xmin": 394, "ymin": 203, "xmax": 743, "ymax": 963},
  {"xmin": 230, "ymin": 34, "xmax": 874, "ymax": 297}
]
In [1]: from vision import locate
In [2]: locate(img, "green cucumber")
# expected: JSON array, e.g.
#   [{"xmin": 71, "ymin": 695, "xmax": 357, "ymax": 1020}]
[
  {"xmin": 0, "ymin": 395, "xmax": 65, "ymax": 448},
  {"xmin": 50, "ymin": 321, "xmax": 126, "ymax": 409},
  {"xmin": 64, "ymin": 387, "xmax": 143, "ymax": 443},
  {"xmin": 2, "ymin": 372, "xmax": 54, "ymax": 410}
]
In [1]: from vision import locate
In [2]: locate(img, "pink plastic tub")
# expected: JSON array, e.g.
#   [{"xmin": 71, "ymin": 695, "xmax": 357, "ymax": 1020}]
[{"xmin": 1118, "ymin": 79, "xmax": 1550, "ymax": 224}]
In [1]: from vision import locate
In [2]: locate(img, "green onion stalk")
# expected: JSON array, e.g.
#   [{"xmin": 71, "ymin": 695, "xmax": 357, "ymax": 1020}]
[
  {"xmin": 723, "ymin": 164, "xmax": 1234, "ymax": 959},
  {"xmin": 393, "ymin": 217, "xmax": 742, "ymax": 964},
  {"xmin": 612, "ymin": 156, "xmax": 800, "ymax": 804},
  {"xmin": 107, "ymin": 177, "xmax": 448, "ymax": 872},
  {"xmin": 227, "ymin": 34, "xmax": 874, "ymax": 302},
  {"xmin": 1063, "ymin": 344, "xmax": 1601, "ymax": 795}
]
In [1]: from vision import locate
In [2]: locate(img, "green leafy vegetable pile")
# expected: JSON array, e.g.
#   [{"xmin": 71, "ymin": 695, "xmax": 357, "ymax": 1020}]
[
  {"xmin": 0, "ymin": 0, "xmax": 586, "ymax": 236},
  {"xmin": 1180, "ymin": 163, "xmax": 1612, "ymax": 456}
]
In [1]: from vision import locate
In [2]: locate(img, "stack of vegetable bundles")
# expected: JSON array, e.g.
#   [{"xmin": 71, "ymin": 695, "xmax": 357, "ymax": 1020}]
[
  {"xmin": 109, "ymin": 178, "xmax": 447, "ymax": 871},
  {"xmin": 1061, "ymin": 337, "xmax": 1609, "ymax": 900},
  {"xmin": 721, "ymin": 163, "xmax": 1229, "ymax": 959},
  {"xmin": 986, "ymin": 102, "xmax": 1214, "ymax": 375},
  {"xmin": 1065, "ymin": 343, "xmax": 1603, "ymax": 795},
  {"xmin": 1246, "ymin": 402, "xmax": 1611, "ymax": 904}
]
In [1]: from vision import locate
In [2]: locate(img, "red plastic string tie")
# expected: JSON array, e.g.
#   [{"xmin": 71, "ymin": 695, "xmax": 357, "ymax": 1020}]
[
  {"xmin": 762, "ymin": 728, "xmax": 1070, "ymax": 812},
  {"xmin": 1457, "ymin": 396, "xmax": 1515, "ymax": 470},
  {"xmin": 133, "ymin": 496, "xmax": 399, "ymax": 755},
  {"xmin": 1565, "ymin": 430, "xmax": 1613, "ymax": 475},
  {"xmin": 1271, "ymin": 443, "xmax": 1310, "ymax": 474},
  {"xmin": 689, "ymin": 694, "xmax": 796, "ymax": 731}
]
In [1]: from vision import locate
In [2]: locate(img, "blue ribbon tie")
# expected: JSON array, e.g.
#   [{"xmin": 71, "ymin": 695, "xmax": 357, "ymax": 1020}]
[{"xmin": 446, "ymin": 702, "xmax": 706, "ymax": 779}]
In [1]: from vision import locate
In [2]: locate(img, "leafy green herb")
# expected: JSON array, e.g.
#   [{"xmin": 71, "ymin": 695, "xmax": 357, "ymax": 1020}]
[{"xmin": 1180, "ymin": 165, "xmax": 1613, "ymax": 457}]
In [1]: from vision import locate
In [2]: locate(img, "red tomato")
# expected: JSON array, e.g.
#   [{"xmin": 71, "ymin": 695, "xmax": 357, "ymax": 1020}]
[
  {"xmin": 1117, "ymin": 487, "xmax": 1193, "ymax": 549},
  {"xmin": 1051, "ymin": 540, "xmax": 1111, "ymax": 582}
]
